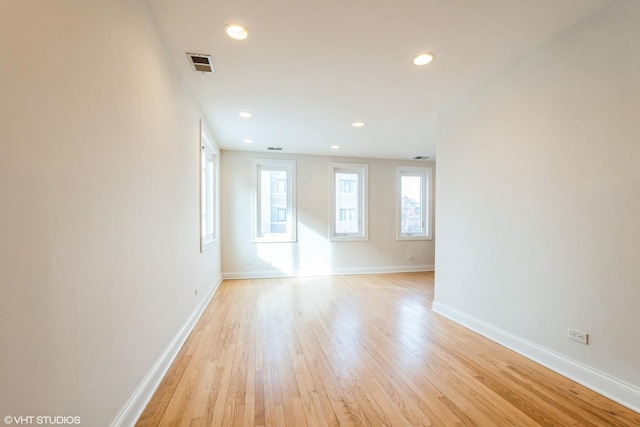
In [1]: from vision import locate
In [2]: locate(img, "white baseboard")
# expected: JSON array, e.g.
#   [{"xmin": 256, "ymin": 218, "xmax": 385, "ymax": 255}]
[
  {"xmin": 432, "ymin": 300, "xmax": 640, "ymax": 414},
  {"xmin": 222, "ymin": 264, "xmax": 434, "ymax": 280},
  {"xmin": 110, "ymin": 274, "xmax": 223, "ymax": 427}
]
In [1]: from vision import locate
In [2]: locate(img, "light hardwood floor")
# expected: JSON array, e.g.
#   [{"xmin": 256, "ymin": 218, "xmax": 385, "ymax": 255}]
[{"xmin": 137, "ymin": 272, "xmax": 640, "ymax": 426}]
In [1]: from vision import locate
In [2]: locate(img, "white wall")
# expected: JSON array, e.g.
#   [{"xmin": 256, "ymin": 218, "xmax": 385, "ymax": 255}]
[
  {"xmin": 434, "ymin": 0, "xmax": 640, "ymax": 410},
  {"xmin": 221, "ymin": 151, "xmax": 435, "ymax": 277},
  {"xmin": 0, "ymin": 1, "xmax": 221, "ymax": 425}
]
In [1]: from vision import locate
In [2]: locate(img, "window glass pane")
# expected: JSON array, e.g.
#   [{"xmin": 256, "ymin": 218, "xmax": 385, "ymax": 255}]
[
  {"xmin": 201, "ymin": 150, "xmax": 214, "ymax": 240},
  {"xmin": 259, "ymin": 169, "xmax": 288, "ymax": 235},
  {"xmin": 253, "ymin": 159, "xmax": 296, "ymax": 242},
  {"xmin": 205, "ymin": 153, "xmax": 214, "ymax": 236},
  {"xmin": 401, "ymin": 175, "xmax": 422, "ymax": 234},
  {"xmin": 340, "ymin": 179, "xmax": 355, "ymax": 193},
  {"xmin": 335, "ymin": 172, "xmax": 359, "ymax": 234}
]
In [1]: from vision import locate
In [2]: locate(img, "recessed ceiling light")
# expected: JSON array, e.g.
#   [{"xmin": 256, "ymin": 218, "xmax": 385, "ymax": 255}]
[
  {"xmin": 238, "ymin": 111, "xmax": 252, "ymax": 118},
  {"xmin": 413, "ymin": 52, "xmax": 435, "ymax": 66},
  {"xmin": 352, "ymin": 121, "xmax": 365, "ymax": 127},
  {"xmin": 244, "ymin": 139, "xmax": 253, "ymax": 144},
  {"xmin": 225, "ymin": 24, "xmax": 249, "ymax": 41},
  {"xmin": 330, "ymin": 145, "xmax": 340, "ymax": 149}
]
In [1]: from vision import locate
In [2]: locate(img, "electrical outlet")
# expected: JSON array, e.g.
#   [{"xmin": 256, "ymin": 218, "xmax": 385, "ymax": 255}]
[
  {"xmin": 407, "ymin": 255, "xmax": 414, "ymax": 260},
  {"xmin": 568, "ymin": 328, "xmax": 588, "ymax": 345},
  {"xmin": 244, "ymin": 260, "xmax": 252, "ymax": 265}
]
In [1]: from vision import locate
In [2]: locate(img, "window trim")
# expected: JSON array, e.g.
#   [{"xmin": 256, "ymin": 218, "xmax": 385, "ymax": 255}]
[
  {"xmin": 329, "ymin": 162, "xmax": 368, "ymax": 242},
  {"xmin": 252, "ymin": 159, "xmax": 297, "ymax": 243},
  {"xmin": 199, "ymin": 124, "xmax": 218, "ymax": 252},
  {"xmin": 396, "ymin": 165, "xmax": 432, "ymax": 241}
]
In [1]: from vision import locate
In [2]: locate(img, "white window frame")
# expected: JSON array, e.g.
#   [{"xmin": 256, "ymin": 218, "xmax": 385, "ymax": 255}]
[
  {"xmin": 200, "ymin": 125, "xmax": 218, "ymax": 252},
  {"xmin": 330, "ymin": 162, "xmax": 368, "ymax": 241},
  {"xmin": 252, "ymin": 159, "xmax": 297, "ymax": 243},
  {"xmin": 397, "ymin": 166, "xmax": 432, "ymax": 240}
]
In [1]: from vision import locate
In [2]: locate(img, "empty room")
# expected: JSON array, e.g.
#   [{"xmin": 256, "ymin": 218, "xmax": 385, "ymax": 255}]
[{"xmin": 1, "ymin": 0, "xmax": 639, "ymax": 426}]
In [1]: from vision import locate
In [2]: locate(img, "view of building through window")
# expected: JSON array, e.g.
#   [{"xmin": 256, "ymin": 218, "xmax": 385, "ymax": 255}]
[
  {"xmin": 400, "ymin": 174, "xmax": 422, "ymax": 234},
  {"xmin": 259, "ymin": 169, "xmax": 288, "ymax": 235},
  {"xmin": 200, "ymin": 134, "xmax": 216, "ymax": 251},
  {"xmin": 335, "ymin": 172, "xmax": 359, "ymax": 233},
  {"xmin": 253, "ymin": 159, "xmax": 296, "ymax": 242}
]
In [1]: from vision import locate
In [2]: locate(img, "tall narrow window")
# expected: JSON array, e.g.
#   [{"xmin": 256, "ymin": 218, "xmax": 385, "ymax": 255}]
[
  {"xmin": 200, "ymin": 128, "xmax": 217, "ymax": 251},
  {"xmin": 253, "ymin": 159, "xmax": 296, "ymax": 242},
  {"xmin": 330, "ymin": 162, "xmax": 368, "ymax": 241},
  {"xmin": 397, "ymin": 166, "xmax": 432, "ymax": 240}
]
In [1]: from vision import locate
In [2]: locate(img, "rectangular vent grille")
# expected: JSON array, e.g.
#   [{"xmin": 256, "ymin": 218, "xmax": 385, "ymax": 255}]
[
  {"xmin": 186, "ymin": 53, "xmax": 215, "ymax": 73},
  {"xmin": 267, "ymin": 147, "xmax": 283, "ymax": 151}
]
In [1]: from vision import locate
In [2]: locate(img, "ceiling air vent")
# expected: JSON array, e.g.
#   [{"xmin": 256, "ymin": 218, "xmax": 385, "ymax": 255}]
[
  {"xmin": 267, "ymin": 147, "xmax": 283, "ymax": 151},
  {"xmin": 186, "ymin": 53, "xmax": 215, "ymax": 73},
  {"xmin": 413, "ymin": 156, "xmax": 430, "ymax": 160}
]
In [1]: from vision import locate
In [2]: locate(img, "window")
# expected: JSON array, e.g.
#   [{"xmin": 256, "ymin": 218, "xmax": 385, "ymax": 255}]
[
  {"xmin": 200, "ymin": 128, "xmax": 217, "ymax": 251},
  {"xmin": 397, "ymin": 166, "xmax": 432, "ymax": 240},
  {"xmin": 330, "ymin": 162, "xmax": 368, "ymax": 241},
  {"xmin": 340, "ymin": 179, "xmax": 355, "ymax": 193},
  {"xmin": 253, "ymin": 159, "xmax": 296, "ymax": 242},
  {"xmin": 339, "ymin": 209, "xmax": 356, "ymax": 221}
]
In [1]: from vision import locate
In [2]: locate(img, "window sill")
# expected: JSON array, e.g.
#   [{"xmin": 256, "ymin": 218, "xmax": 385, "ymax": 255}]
[
  {"xmin": 330, "ymin": 235, "xmax": 368, "ymax": 242},
  {"xmin": 201, "ymin": 237, "xmax": 216, "ymax": 252},
  {"xmin": 396, "ymin": 235, "xmax": 432, "ymax": 241},
  {"xmin": 253, "ymin": 236, "xmax": 297, "ymax": 243}
]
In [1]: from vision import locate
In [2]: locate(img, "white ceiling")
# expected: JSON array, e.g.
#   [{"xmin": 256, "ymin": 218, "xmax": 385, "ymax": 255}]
[{"xmin": 146, "ymin": 0, "xmax": 612, "ymax": 160}]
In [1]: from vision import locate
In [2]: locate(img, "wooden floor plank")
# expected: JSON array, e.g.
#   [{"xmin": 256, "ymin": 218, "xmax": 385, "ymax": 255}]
[{"xmin": 137, "ymin": 272, "xmax": 640, "ymax": 426}]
